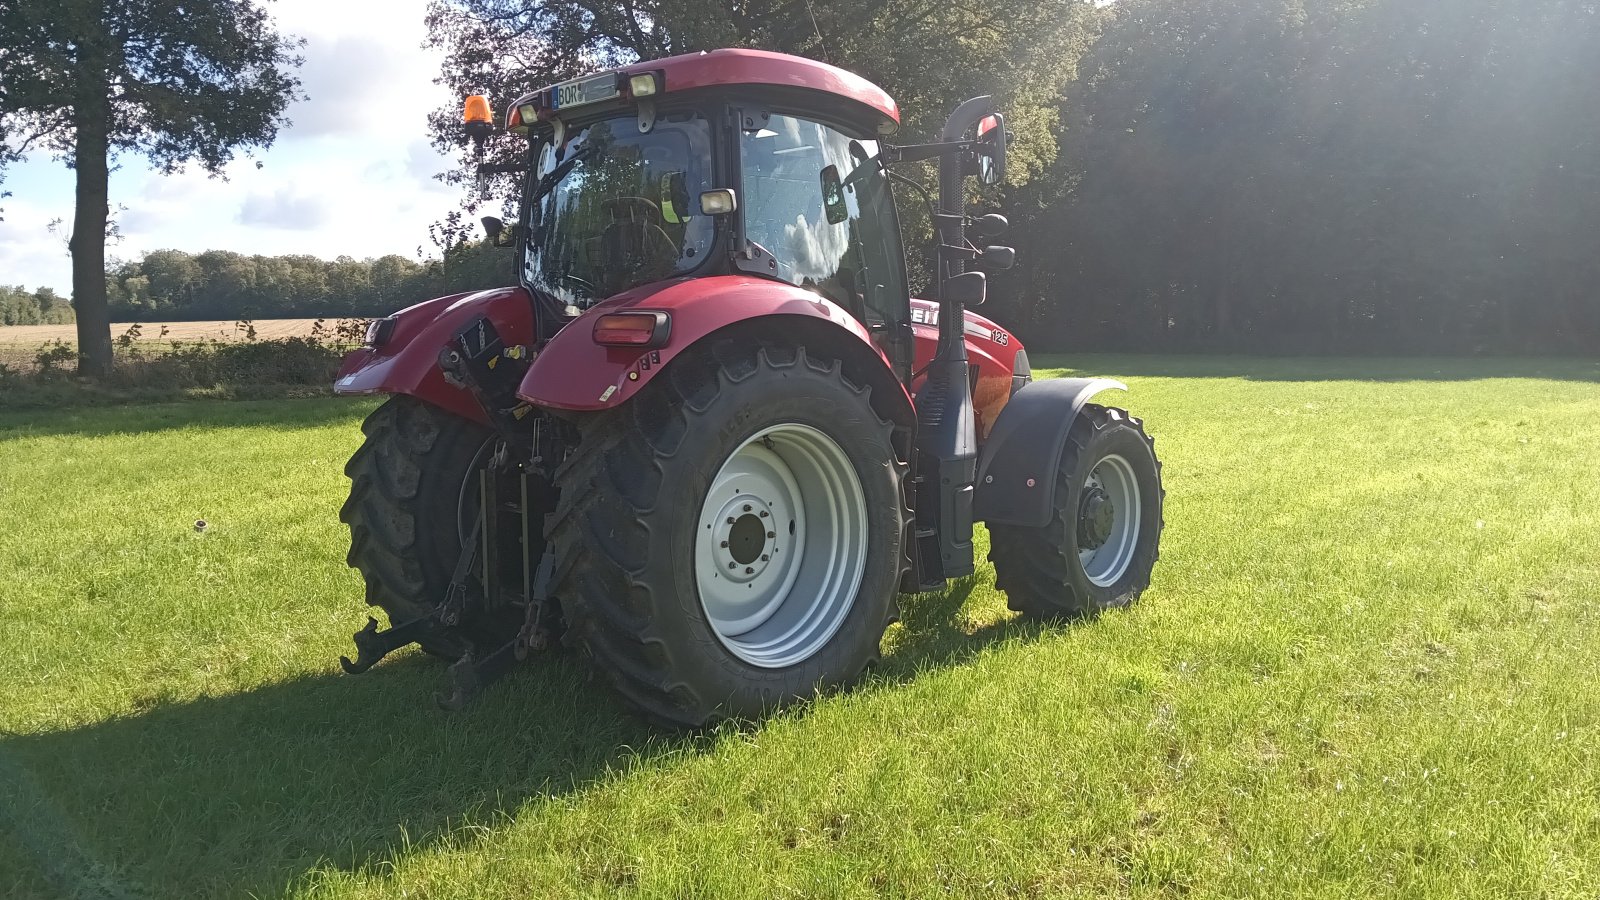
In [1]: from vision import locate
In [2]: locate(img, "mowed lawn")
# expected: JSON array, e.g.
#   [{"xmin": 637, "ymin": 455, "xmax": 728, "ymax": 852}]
[{"xmin": 2, "ymin": 356, "xmax": 1599, "ymax": 899}]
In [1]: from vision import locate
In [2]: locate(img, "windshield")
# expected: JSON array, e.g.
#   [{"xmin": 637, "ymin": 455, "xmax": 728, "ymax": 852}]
[{"xmin": 523, "ymin": 113, "xmax": 716, "ymax": 310}]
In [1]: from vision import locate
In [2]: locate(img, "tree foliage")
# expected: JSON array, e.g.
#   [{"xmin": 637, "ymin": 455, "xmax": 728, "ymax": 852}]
[
  {"xmin": 102, "ymin": 242, "xmax": 516, "ymax": 321},
  {"xmin": 0, "ymin": 0, "xmax": 303, "ymax": 373},
  {"xmin": 422, "ymin": 0, "xmax": 1099, "ymax": 238},
  {"xmin": 0, "ymin": 285, "xmax": 75, "ymax": 325},
  {"xmin": 1011, "ymin": 0, "xmax": 1600, "ymax": 353}
]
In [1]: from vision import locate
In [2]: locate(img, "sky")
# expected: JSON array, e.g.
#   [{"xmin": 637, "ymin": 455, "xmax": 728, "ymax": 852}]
[{"xmin": 0, "ymin": 0, "xmax": 459, "ymax": 295}]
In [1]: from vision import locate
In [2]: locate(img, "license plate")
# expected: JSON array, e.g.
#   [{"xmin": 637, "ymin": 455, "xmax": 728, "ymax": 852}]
[{"xmin": 550, "ymin": 73, "xmax": 618, "ymax": 110}]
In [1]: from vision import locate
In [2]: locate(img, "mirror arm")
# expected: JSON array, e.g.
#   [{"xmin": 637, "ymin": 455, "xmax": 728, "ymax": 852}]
[
  {"xmin": 938, "ymin": 242, "xmax": 982, "ymax": 260},
  {"xmin": 476, "ymin": 162, "xmax": 527, "ymax": 176},
  {"xmin": 884, "ymin": 140, "xmax": 975, "ymax": 165}
]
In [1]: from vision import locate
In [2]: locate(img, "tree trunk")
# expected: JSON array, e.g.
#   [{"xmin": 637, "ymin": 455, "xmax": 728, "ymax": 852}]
[{"xmin": 70, "ymin": 41, "xmax": 114, "ymax": 377}]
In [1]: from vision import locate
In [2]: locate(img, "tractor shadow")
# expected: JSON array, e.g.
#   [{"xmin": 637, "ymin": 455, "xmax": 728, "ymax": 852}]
[
  {"xmin": 1, "ymin": 580, "xmax": 1042, "ymax": 899},
  {"xmin": 0, "ymin": 652, "xmax": 669, "ymax": 899},
  {"xmin": 875, "ymin": 575, "xmax": 1057, "ymax": 683}
]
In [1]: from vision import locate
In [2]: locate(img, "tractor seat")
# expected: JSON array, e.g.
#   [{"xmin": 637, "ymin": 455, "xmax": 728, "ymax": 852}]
[{"xmin": 597, "ymin": 197, "xmax": 679, "ymax": 293}]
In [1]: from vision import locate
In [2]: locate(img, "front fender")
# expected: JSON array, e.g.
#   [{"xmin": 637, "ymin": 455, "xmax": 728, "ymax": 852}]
[
  {"xmin": 517, "ymin": 275, "xmax": 907, "ymax": 413},
  {"xmin": 333, "ymin": 286, "xmax": 536, "ymax": 425},
  {"xmin": 972, "ymin": 377, "xmax": 1127, "ymax": 528}
]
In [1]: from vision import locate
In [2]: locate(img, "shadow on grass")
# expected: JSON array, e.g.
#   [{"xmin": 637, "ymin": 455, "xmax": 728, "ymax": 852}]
[
  {"xmin": 0, "ymin": 395, "xmax": 375, "ymax": 442},
  {"xmin": 878, "ymin": 576, "xmax": 1050, "ymax": 681},
  {"xmin": 0, "ymin": 579, "xmax": 1043, "ymax": 899},
  {"xmin": 1034, "ymin": 353, "xmax": 1600, "ymax": 383}
]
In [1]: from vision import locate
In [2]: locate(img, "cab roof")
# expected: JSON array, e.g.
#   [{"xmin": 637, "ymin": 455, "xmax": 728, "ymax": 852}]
[{"xmin": 510, "ymin": 49, "xmax": 900, "ymax": 136}]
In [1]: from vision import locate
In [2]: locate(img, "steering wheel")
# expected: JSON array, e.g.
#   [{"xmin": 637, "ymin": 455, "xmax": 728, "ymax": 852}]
[{"xmin": 562, "ymin": 273, "xmax": 602, "ymax": 299}]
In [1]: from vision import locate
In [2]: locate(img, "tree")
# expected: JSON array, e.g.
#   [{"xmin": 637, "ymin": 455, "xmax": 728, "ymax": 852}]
[
  {"xmin": 422, "ymin": 0, "xmax": 1098, "ymax": 246},
  {"xmin": 0, "ymin": 0, "xmax": 303, "ymax": 375},
  {"xmin": 1024, "ymin": 0, "xmax": 1600, "ymax": 354},
  {"xmin": 0, "ymin": 285, "xmax": 76, "ymax": 325}
]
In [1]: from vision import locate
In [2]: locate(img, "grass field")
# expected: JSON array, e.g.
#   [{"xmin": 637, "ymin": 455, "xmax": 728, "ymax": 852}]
[{"xmin": 3, "ymin": 356, "xmax": 1599, "ymax": 898}]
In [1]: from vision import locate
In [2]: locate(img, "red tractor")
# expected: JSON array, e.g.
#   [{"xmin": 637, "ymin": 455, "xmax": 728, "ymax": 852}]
[{"xmin": 333, "ymin": 49, "xmax": 1164, "ymax": 725}]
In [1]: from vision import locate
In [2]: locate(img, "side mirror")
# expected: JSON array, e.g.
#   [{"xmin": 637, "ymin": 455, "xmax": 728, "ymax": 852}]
[
  {"xmin": 972, "ymin": 213, "xmax": 1009, "ymax": 237},
  {"xmin": 976, "ymin": 113, "xmax": 1007, "ymax": 186},
  {"xmin": 481, "ymin": 216, "xmax": 518, "ymax": 248},
  {"xmin": 978, "ymin": 246, "xmax": 1015, "ymax": 270},
  {"xmin": 820, "ymin": 165, "xmax": 849, "ymax": 225},
  {"xmin": 943, "ymin": 270, "xmax": 987, "ymax": 306}
]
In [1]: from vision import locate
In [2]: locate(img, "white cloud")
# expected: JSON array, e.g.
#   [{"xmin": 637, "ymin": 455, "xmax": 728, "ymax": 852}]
[
  {"xmin": 0, "ymin": 0, "xmax": 459, "ymax": 295},
  {"xmin": 287, "ymin": 35, "xmax": 425, "ymax": 138},
  {"xmin": 239, "ymin": 187, "xmax": 334, "ymax": 229},
  {"xmin": 405, "ymin": 139, "xmax": 451, "ymax": 181},
  {"xmin": 0, "ymin": 199, "xmax": 69, "ymax": 292}
]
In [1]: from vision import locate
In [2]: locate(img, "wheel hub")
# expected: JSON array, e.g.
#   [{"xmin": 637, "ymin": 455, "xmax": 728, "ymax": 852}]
[
  {"xmin": 1078, "ymin": 485, "xmax": 1115, "ymax": 549},
  {"xmin": 709, "ymin": 494, "xmax": 781, "ymax": 584}
]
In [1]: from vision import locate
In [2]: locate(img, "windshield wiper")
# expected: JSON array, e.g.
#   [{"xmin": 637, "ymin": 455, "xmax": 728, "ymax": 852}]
[{"xmin": 532, "ymin": 146, "xmax": 600, "ymax": 204}]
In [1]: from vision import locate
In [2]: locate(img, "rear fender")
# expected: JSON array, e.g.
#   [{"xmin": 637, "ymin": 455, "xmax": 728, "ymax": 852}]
[
  {"xmin": 333, "ymin": 286, "xmax": 536, "ymax": 425},
  {"xmin": 972, "ymin": 378, "xmax": 1127, "ymax": 528},
  {"xmin": 517, "ymin": 275, "xmax": 912, "ymax": 417}
]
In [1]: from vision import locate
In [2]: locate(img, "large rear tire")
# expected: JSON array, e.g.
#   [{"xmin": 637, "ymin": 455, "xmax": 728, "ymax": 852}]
[
  {"xmin": 548, "ymin": 342, "xmax": 907, "ymax": 727},
  {"xmin": 340, "ymin": 396, "xmax": 515, "ymax": 658},
  {"xmin": 989, "ymin": 404, "xmax": 1164, "ymax": 619}
]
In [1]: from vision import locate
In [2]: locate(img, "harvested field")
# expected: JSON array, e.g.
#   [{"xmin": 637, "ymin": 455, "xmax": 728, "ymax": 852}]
[
  {"xmin": 0, "ymin": 319, "xmax": 355, "ymax": 376},
  {"xmin": 0, "ymin": 318, "xmax": 328, "ymax": 345}
]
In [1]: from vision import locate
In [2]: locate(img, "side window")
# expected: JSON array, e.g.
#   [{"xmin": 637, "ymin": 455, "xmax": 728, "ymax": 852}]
[{"xmin": 740, "ymin": 115, "xmax": 910, "ymax": 344}]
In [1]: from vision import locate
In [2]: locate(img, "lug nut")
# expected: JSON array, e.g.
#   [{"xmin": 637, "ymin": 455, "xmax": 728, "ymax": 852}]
[
  {"xmin": 761, "ymin": 555, "xmax": 769, "ymax": 562},
  {"xmin": 767, "ymin": 531, "xmax": 775, "ymax": 538},
  {"xmin": 745, "ymin": 567, "xmax": 754, "ymax": 574},
  {"xmin": 727, "ymin": 517, "xmax": 736, "ymax": 524},
  {"xmin": 720, "ymin": 541, "xmax": 729, "ymax": 548},
  {"xmin": 728, "ymin": 562, "xmax": 736, "ymax": 569},
  {"xmin": 759, "ymin": 510, "xmax": 768, "ymax": 518},
  {"xmin": 743, "ymin": 504, "xmax": 752, "ymax": 512}
]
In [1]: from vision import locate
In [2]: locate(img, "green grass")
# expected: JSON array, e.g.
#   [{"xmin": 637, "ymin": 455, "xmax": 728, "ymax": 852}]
[{"xmin": 3, "ymin": 355, "xmax": 1599, "ymax": 899}]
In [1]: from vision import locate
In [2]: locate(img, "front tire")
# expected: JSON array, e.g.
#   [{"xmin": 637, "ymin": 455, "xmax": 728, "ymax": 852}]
[
  {"xmin": 989, "ymin": 404, "xmax": 1164, "ymax": 619},
  {"xmin": 548, "ymin": 342, "xmax": 907, "ymax": 727}
]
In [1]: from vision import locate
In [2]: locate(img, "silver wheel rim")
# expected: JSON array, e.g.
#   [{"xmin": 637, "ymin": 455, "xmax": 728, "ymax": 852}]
[
  {"xmin": 1079, "ymin": 453, "xmax": 1142, "ymax": 588},
  {"xmin": 695, "ymin": 423, "xmax": 868, "ymax": 669}
]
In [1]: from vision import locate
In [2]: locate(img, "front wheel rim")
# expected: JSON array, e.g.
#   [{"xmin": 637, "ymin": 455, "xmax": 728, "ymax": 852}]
[
  {"xmin": 1078, "ymin": 453, "xmax": 1142, "ymax": 588},
  {"xmin": 695, "ymin": 423, "xmax": 868, "ymax": 669}
]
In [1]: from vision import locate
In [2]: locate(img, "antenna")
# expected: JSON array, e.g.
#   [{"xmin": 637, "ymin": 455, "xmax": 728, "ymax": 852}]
[{"xmin": 803, "ymin": 0, "xmax": 832, "ymax": 65}]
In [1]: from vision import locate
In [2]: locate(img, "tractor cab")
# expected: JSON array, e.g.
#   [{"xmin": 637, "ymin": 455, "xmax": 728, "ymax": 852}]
[{"xmin": 482, "ymin": 50, "xmax": 933, "ymax": 377}]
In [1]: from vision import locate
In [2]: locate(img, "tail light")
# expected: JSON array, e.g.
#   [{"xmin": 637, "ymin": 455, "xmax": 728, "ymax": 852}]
[{"xmin": 593, "ymin": 311, "xmax": 671, "ymax": 348}]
